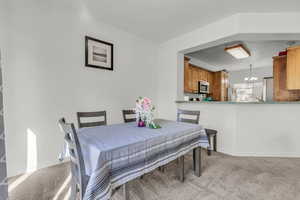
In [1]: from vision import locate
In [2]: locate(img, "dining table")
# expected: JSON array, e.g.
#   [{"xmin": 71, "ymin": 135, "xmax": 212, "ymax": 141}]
[{"xmin": 77, "ymin": 119, "xmax": 210, "ymax": 200}]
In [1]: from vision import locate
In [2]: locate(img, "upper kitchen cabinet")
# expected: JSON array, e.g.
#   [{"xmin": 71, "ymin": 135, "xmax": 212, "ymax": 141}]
[
  {"xmin": 212, "ymin": 71, "xmax": 229, "ymax": 101},
  {"xmin": 273, "ymin": 55, "xmax": 300, "ymax": 101},
  {"xmin": 184, "ymin": 57, "xmax": 193, "ymax": 93},
  {"xmin": 287, "ymin": 45, "xmax": 300, "ymax": 90},
  {"xmin": 191, "ymin": 66, "xmax": 199, "ymax": 92},
  {"xmin": 184, "ymin": 57, "xmax": 214, "ymax": 94},
  {"xmin": 207, "ymin": 72, "xmax": 213, "ymax": 87}
]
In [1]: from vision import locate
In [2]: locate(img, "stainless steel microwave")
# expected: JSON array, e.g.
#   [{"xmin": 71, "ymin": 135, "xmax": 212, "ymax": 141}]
[{"xmin": 198, "ymin": 81, "xmax": 210, "ymax": 94}]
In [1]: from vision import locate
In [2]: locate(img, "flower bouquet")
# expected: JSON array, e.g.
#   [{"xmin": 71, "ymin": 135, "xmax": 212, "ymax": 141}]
[{"xmin": 135, "ymin": 97, "xmax": 161, "ymax": 129}]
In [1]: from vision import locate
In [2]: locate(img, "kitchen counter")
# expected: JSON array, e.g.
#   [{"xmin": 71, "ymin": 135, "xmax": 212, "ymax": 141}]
[
  {"xmin": 176, "ymin": 100, "xmax": 300, "ymax": 104},
  {"xmin": 176, "ymin": 101, "xmax": 300, "ymax": 158}
]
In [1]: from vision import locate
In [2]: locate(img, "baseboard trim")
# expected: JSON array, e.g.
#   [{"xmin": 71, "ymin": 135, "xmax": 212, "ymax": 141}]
[{"xmin": 219, "ymin": 150, "xmax": 300, "ymax": 158}]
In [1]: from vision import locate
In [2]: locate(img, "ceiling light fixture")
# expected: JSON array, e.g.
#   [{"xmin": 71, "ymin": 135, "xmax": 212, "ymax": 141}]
[
  {"xmin": 225, "ymin": 44, "xmax": 251, "ymax": 59},
  {"xmin": 244, "ymin": 64, "xmax": 258, "ymax": 82}
]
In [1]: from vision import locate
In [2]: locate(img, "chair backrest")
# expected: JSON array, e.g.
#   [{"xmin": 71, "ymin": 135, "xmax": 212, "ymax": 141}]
[
  {"xmin": 122, "ymin": 109, "xmax": 136, "ymax": 123},
  {"xmin": 77, "ymin": 111, "xmax": 107, "ymax": 128},
  {"xmin": 58, "ymin": 118, "xmax": 87, "ymax": 199},
  {"xmin": 177, "ymin": 109, "xmax": 200, "ymax": 124}
]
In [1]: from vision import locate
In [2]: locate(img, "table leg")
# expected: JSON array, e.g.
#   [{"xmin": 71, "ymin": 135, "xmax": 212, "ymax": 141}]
[
  {"xmin": 123, "ymin": 183, "xmax": 129, "ymax": 200},
  {"xmin": 70, "ymin": 179, "xmax": 77, "ymax": 200},
  {"xmin": 193, "ymin": 149, "xmax": 196, "ymax": 171},
  {"xmin": 178, "ymin": 156, "xmax": 184, "ymax": 182},
  {"xmin": 207, "ymin": 149, "xmax": 212, "ymax": 156},
  {"xmin": 194, "ymin": 147, "xmax": 202, "ymax": 177}
]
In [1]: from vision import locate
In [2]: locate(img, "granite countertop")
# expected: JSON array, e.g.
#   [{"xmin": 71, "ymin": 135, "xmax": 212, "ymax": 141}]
[{"xmin": 175, "ymin": 100, "xmax": 300, "ymax": 104}]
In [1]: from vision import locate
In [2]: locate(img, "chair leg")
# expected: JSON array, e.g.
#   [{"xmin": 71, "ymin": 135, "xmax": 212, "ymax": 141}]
[
  {"xmin": 70, "ymin": 178, "xmax": 78, "ymax": 200},
  {"xmin": 158, "ymin": 166, "xmax": 165, "ymax": 172},
  {"xmin": 123, "ymin": 183, "xmax": 129, "ymax": 200},
  {"xmin": 178, "ymin": 156, "xmax": 185, "ymax": 182},
  {"xmin": 194, "ymin": 147, "xmax": 202, "ymax": 177},
  {"xmin": 207, "ymin": 149, "xmax": 212, "ymax": 156}
]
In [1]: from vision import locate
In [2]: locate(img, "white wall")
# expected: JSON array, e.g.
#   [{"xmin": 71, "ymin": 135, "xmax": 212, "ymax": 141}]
[
  {"xmin": 156, "ymin": 15, "xmax": 240, "ymax": 120},
  {"xmin": 156, "ymin": 13, "xmax": 300, "ymax": 120},
  {"xmin": 156, "ymin": 13, "xmax": 300, "ymax": 157},
  {"xmin": 3, "ymin": 0, "xmax": 158, "ymax": 177},
  {"xmin": 178, "ymin": 103, "xmax": 238, "ymax": 155},
  {"xmin": 235, "ymin": 104, "xmax": 300, "ymax": 157},
  {"xmin": 178, "ymin": 103, "xmax": 300, "ymax": 157},
  {"xmin": 0, "ymin": 0, "xmax": 8, "ymax": 53}
]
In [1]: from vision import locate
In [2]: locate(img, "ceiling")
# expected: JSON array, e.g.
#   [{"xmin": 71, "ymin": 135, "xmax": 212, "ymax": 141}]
[
  {"xmin": 84, "ymin": 0, "xmax": 300, "ymax": 42},
  {"xmin": 186, "ymin": 40, "xmax": 300, "ymax": 71}
]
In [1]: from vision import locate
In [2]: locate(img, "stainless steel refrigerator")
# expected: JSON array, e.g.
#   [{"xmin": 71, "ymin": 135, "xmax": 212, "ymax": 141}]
[{"xmin": 263, "ymin": 77, "xmax": 274, "ymax": 102}]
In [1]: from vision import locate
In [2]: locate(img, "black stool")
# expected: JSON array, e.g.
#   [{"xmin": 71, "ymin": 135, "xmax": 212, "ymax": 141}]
[
  {"xmin": 205, "ymin": 128, "xmax": 217, "ymax": 156},
  {"xmin": 192, "ymin": 128, "xmax": 218, "ymax": 170}
]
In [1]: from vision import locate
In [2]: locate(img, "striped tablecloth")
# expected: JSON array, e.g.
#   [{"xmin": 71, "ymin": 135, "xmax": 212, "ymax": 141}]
[{"xmin": 78, "ymin": 119, "xmax": 209, "ymax": 200}]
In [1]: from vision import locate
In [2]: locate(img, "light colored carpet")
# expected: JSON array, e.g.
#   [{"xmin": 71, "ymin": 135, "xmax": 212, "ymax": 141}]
[{"xmin": 8, "ymin": 151, "xmax": 300, "ymax": 200}]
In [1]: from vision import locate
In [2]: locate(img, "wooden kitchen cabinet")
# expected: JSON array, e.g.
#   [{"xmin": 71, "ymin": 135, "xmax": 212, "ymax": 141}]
[
  {"xmin": 204, "ymin": 71, "xmax": 209, "ymax": 82},
  {"xmin": 197, "ymin": 69, "xmax": 202, "ymax": 82},
  {"xmin": 212, "ymin": 71, "xmax": 228, "ymax": 101},
  {"xmin": 191, "ymin": 67, "xmax": 199, "ymax": 92},
  {"xmin": 207, "ymin": 73, "xmax": 213, "ymax": 87},
  {"xmin": 273, "ymin": 55, "xmax": 300, "ymax": 101},
  {"xmin": 184, "ymin": 57, "xmax": 193, "ymax": 93},
  {"xmin": 286, "ymin": 45, "xmax": 300, "ymax": 90},
  {"xmin": 184, "ymin": 57, "xmax": 215, "ymax": 94},
  {"xmin": 184, "ymin": 58, "xmax": 228, "ymax": 100},
  {"xmin": 223, "ymin": 71, "xmax": 229, "ymax": 101}
]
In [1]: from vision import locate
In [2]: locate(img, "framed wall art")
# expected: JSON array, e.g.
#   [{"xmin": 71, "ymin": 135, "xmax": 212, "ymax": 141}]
[{"xmin": 85, "ymin": 36, "xmax": 113, "ymax": 71}]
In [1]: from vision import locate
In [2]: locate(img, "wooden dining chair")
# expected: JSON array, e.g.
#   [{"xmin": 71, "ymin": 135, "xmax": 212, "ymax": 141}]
[
  {"xmin": 77, "ymin": 111, "xmax": 107, "ymax": 128},
  {"xmin": 177, "ymin": 109, "xmax": 200, "ymax": 171},
  {"xmin": 177, "ymin": 109, "xmax": 218, "ymax": 168},
  {"xmin": 58, "ymin": 118, "xmax": 89, "ymax": 200},
  {"xmin": 122, "ymin": 109, "xmax": 146, "ymax": 180},
  {"xmin": 205, "ymin": 128, "xmax": 217, "ymax": 156},
  {"xmin": 157, "ymin": 109, "xmax": 201, "ymax": 174},
  {"xmin": 122, "ymin": 109, "xmax": 136, "ymax": 123},
  {"xmin": 177, "ymin": 109, "xmax": 200, "ymax": 124}
]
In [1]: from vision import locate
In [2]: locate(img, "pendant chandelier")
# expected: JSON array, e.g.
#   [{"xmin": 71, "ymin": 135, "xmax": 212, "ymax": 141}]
[{"xmin": 244, "ymin": 64, "xmax": 258, "ymax": 82}]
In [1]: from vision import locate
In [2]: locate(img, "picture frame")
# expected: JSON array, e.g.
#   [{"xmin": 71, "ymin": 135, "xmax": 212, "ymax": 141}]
[{"xmin": 85, "ymin": 36, "xmax": 114, "ymax": 71}]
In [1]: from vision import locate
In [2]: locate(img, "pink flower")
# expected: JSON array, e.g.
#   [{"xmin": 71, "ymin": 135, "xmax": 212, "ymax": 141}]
[
  {"xmin": 143, "ymin": 97, "xmax": 151, "ymax": 105},
  {"xmin": 143, "ymin": 103, "xmax": 150, "ymax": 111}
]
